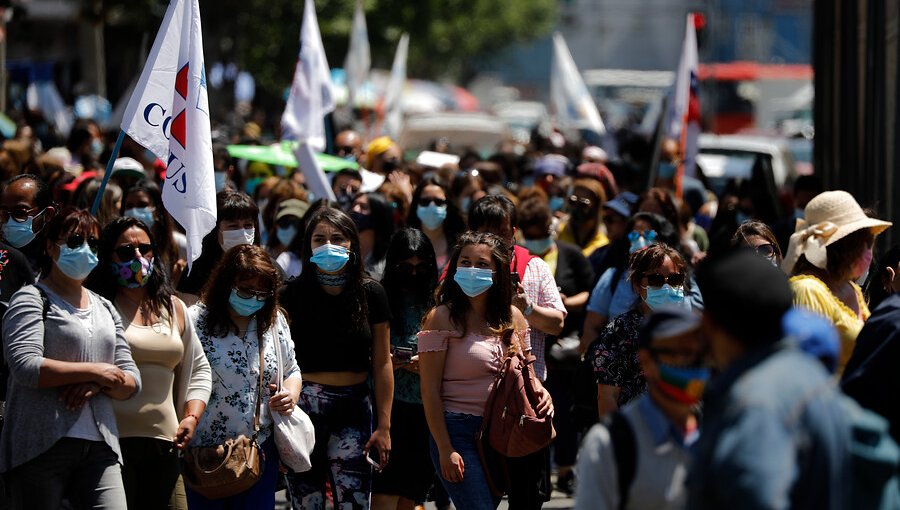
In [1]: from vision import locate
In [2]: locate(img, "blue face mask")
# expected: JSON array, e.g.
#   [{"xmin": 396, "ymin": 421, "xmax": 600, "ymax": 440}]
[
  {"xmin": 124, "ymin": 207, "xmax": 155, "ymax": 228},
  {"xmin": 214, "ymin": 172, "xmax": 227, "ymax": 192},
  {"xmin": 3, "ymin": 215, "xmax": 39, "ymax": 248},
  {"xmin": 459, "ymin": 197, "xmax": 471, "ymax": 215},
  {"xmin": 548, "ymin": 196, "xmax": 565, "ymax": 213},
  {"xmin": 416, "ymin": 204, "xmax": 447, "ymax": 230},
  {"xmin": 276, "ymin": 225, "xmax": 298, "ymax": 247},
  {"xmin": 56, "ymin": 242, "xmax": 99, "ymax": 280},
  {"xmin": 658, "ymin": 162, "xmax": 677, "ymax": 179},
  {"xmin": 228, "ymin": 289, "xmax": 266, "ymax": 317},
  {"xmin": 628, "ymin": 230, "xmax": 657, "ymax": 254},
  {"xmin": 90, "ymin": 138, "xmax": 104, "ymax": 157},
  {"xmin": 311, "ymin": 243, "xmax": 350, "ymax": 273},
  {"xmin": 522, "ymin": 237, "xmax": 554, "ymax": 256},
  {"xmin": 644, "ymin": 284, "xmax": 686, "ymax": 310},
  {"xmin": 453, "ymin": 267, "xmax": 494, "ymax": 297}
]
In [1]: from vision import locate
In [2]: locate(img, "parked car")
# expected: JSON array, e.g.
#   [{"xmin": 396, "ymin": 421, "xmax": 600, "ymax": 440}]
[{"xmin": 697, "ymin": 134, "xmax": 798, "ymax": 196}]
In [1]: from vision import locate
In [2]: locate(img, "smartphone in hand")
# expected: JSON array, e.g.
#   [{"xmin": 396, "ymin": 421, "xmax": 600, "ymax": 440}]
[
  {"xmin": 366, "ymin": 448, "xmax": 383, "ymax": 471},
  {"xmin": 392, "ymin": 346, "xmax": 414, "ymax": 364}
]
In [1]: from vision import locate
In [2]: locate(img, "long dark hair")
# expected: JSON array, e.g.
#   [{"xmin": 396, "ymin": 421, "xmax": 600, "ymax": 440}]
[
  {"xmin": 436, "ymin": 231, "xmax": 514, "ymax": 339},
  {"xmin": 87, "ymin": 216, "xmax": 175, "ymax": 325},
  {"xmin": 124, "ymin": 179, "xmax": 180, "ymax": 270},
  {"xmin": 199, "ymin": 244, "xmax": 282, "ymax": 337},
  {"xmin": 407, "ymin": 175, "xmax": 466, "ymax": 245},
  {"xmin": 382, "ymin": 228, "xmax": 438, "ymax": 329},
  {"xmin": 40, "ymin": 207, "xmax": 100, "ymax": 277},
  {"xmin": 297, "ymin": 206, "xmax": 371, "ymax": 330}
]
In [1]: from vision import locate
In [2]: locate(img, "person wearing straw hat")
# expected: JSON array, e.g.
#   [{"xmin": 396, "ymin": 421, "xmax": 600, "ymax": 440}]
[{"xmin": 782, "ymin": 190, "xmax": 892, "ymax": 371}]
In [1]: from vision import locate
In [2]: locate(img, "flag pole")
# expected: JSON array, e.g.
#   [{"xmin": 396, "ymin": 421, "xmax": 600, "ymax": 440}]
[{"xmin": 91, "ymin": 129, "xmax": 126, "ymax": 215}]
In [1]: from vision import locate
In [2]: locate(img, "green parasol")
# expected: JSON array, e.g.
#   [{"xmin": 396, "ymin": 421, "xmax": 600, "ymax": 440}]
[{"xmin": 226, "ymin": 143, "xmax": 358, "ymax": 172}]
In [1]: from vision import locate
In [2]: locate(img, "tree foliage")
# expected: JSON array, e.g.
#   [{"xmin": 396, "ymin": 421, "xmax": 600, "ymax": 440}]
[{"xmin": 199, "ymin": 0, "xmax": 556, "ymax": 102}]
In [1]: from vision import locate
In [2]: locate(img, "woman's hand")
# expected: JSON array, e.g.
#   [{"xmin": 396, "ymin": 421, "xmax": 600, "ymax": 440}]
[
  {"xmin": 60, "ymin": 382, "xmax": 100, "ymax": 410},
  {"xmin": 401, "ymin": 355, "xmax": 420, "ymax": 374},
  {"xmin": 91, "ymin": 363, "xmax": 126, "ymax": 389},
  {"xmin": 535, "ymin": 384, "xmax": 554, "ymax": 417},
  {"xmin": 440, "ymin": 450, "xmax": 465, "ymax": 483},
  {"xmin": 174, "ymin": 415, "xmax": 198, "ymax": 450},
  {"xmin": 364, "ymin": 427, "xmax": 391, "ymax": 468},
  {"xmin": 267, "ymin": 384, "xmax": 295, "ymax": 416}
]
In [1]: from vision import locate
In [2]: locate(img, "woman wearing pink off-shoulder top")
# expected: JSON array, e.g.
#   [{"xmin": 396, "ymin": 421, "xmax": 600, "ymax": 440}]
[{"xmin": 418, "ymin": 232, "xmax": 552, "ymax": 510}]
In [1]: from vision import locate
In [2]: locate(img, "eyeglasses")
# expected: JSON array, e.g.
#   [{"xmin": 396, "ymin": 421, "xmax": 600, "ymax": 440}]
[
  {"xmin": 418, "ymin": 197, "xmax": 447, "ymax": 207},
  {"xmin": 336, "ymin": 146, "xmax": 356, "ymax": 154},
  {"xmin": 234, "ymin": 286, "xmax": 274, "ymax": 301},
  {"xmin": 568, "ymin": 195, "xmax": 593, "ymax": 208},
  {"xmin": 59, "ymin": 234, "xmax": 99, "ymax": 253},
  {"xmin": 0, "ymin": 206, "xmax": 44, "ymax": 223},
  {"xmin": 628, "ymin": 230, "xmax": 658, "ymax": 243},
  {"xmin": 754, "ymin": 243, "xmax": 776, "ymax": 258},
  {"xmin": 394, "ymin": 262, "xmax": 435, "ymax": 275},
  {"xmin": 641, "ymin": 272, "xmax": 685, "ymax": 288},
  {"xmin": 114, "ymin": 243, "xmax": 154, "ymax": 261}
]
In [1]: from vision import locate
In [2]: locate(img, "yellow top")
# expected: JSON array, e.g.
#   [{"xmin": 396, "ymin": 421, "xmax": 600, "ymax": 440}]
[
  {"xmin": 789, "ymin": 274, "xmax": 870, "ymax": 372},
  {"xmin": 557, "ymin": 222, "xmax": 609, "ymax": 258}
]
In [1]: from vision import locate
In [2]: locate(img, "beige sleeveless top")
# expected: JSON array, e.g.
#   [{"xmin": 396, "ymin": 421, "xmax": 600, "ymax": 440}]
[{"xmin": 113, "ymin": 309, "xmax": 185, "ymax": 440}]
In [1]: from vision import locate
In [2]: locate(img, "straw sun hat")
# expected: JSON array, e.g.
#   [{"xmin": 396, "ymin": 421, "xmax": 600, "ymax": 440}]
[{"xmin": 783, "ymin": 190, "xmax": 892, "ymax": 275}]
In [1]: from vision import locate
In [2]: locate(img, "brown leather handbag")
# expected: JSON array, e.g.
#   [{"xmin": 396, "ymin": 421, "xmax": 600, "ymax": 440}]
[{"xmin": 182, "ymin": 334, "xmax": 266, "ymax": 499}]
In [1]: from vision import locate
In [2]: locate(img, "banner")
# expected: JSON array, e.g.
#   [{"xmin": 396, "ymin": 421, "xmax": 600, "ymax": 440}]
[
  {"xmin": 383, "ymin": 33, "xmax": 409, "ymax": 139},
  {"xmin": 120, "ymin": 0, "xmax": 215, "ymax": 270},
  {"xmin": 668, "ymin": 13, "xmax": 701, "ymax": 188},
  {"xmin": 344, "ymin": 0, "xmax": 370, "ymax": 108},
  {"xmin": 550, "ymin": 32, "xmax": 605, "ymax": 135}
]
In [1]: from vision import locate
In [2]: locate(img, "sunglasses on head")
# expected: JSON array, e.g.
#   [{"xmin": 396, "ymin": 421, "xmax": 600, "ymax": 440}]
[
  {"xmin": 642, "ymin": 272, "xmax": 685, "ymax": 288},
  {"xmin": 234, "ymin": 286, "xmax": 274, "ymax": 301},
  {"xmin": 568, "ymin": 195, "xmax": 593, "ymax": 208},
  {"xmin": 114, "ymin": 243, "xmax": 154, "ymax": 261},
  {"xmin": 418, "ymin": 197, "xmax": 446, "ymax": 207},
  {"xmin": 60, "ymin": 234, "xmax": 99, "ymax": 253}
]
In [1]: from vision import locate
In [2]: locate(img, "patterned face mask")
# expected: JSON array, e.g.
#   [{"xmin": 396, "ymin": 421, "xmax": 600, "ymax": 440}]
[{"xmin": 112, "ymin": 256, "xmax": 154, "ymax": 288}]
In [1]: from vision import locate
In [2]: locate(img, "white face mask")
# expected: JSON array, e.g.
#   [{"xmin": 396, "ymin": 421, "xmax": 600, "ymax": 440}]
[{"xmin": 220, "ymin": 228, "xmax": 255, "ymax": 252}]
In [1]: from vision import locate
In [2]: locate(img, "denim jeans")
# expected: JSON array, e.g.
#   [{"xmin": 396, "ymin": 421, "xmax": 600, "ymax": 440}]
[
  {"xmin": 7, "ymin": 437, "xmax": 127, "ymax": 510},
  {"xmin": 185, "ymin": 437, "xmax": 280, "ymax": 510},
  {"xmin": 428, "ymin": 412, "xmax": 500, "ymax": 510}
]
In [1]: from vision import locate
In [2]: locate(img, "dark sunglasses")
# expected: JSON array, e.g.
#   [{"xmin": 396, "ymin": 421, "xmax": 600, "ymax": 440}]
[
  {"xmin": 754, "ymin": 243, "xmax": 776, "ymax": 258},
  {"xmin": 336, "ymin": 145, "xmax": 356, "ymax": 154},
  {"xmin": 394, "ymin": 262, "xmax": 435, "ymax": 275},
  {"xmin": 642, "ymin": 272, "xmax": 686, "ymax": 288},
  {"xmin": 628, "ymin": 230, "xmax": 658, "ymax": 243},
  {"xmin": 234, "ymin": 286, "xmax": 274, "ymax": 301},
  {"xmin": 418, "ymin": 197, "xmax": 447, "ymax": 207},
  {"xmin": 0, "ymin": 206, "xmax": 45, "ymax": 223},
  {"xmin": 114, "ymin": 243, "xmax": 154, "ymax": 261},
  {"xmin": 60, "ymin": 234, "xmax": 99, "ymax": 253}
]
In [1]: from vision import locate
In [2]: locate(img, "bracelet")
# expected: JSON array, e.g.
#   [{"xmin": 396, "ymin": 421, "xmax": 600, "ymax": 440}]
[{"xmin": 184, "ymin": 413, "xmax": 199, "ymax": 423}]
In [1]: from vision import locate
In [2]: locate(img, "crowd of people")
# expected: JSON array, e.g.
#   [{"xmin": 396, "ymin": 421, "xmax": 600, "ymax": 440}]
[{"xmin": 0, "ymin": 115, "xmax": 898, "ymax": 510}]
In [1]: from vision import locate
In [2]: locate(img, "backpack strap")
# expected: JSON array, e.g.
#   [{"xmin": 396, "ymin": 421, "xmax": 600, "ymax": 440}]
[
  {"xmin": 35, "ymin": 285, "xmax": 50, "ymax": 322},
  {"xmin": 606, "ymin": 411, "xmax": 637, "ymax": 510},
  {"xmin": 512, "ymin": 245, "xmax": 536, "ymax": 281}
]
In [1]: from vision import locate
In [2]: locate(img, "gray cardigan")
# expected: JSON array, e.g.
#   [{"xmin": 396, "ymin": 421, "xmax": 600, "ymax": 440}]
[{"xmin": 0, "ymin": 284, "xmax": 142, "ymax": 472}]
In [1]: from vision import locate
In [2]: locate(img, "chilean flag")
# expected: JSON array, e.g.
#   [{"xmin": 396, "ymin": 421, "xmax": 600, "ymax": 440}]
[
  {"xmin": 668, "ymin": 13, "xmax": 701, "ymax": 198},
  {"xmin": 120, "ymin": 0, "xmax": 215, "ymax": 271}
]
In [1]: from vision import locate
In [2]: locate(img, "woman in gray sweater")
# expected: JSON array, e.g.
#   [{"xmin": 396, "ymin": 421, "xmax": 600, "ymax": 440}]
[{"xmin": 0, "ymin": 207, "xmax": 141, "ymax": 509}]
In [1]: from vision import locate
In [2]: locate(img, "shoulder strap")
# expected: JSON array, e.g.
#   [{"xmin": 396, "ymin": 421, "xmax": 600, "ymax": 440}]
[
  {"xmin": 512, "ymin": 245, "xmax": 535, "ymax": 279},
  {"xmin": 252, "ymin": 328, "xmax": 264, "ymax": 438},
  {"xmin": 610, "ymin": 265, "xmax": 626, "ymax": 295},
  {"xmin": 36, "ymin": 285, "xmax": 50, "ymax": 322},
  {"xmin": 607, "ymin": 411, "xmax": 637, "ymax": 510}
]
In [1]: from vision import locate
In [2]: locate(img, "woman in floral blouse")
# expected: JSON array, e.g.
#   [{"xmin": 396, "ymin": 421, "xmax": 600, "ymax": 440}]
[
  {"xmin": 586, "ymin": 243, "xmax": 691, "ymax": 418},
  {"xmin": 187, "ymin": 244, "xmax": 301, "ymax": 510}
]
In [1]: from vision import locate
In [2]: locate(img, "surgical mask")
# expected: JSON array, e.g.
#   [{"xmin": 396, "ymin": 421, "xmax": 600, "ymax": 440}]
[
  {"xmin": 644, "ymin": 284, "xmax": 686, "ymax": 310},
  {"xmin": 245, "ymin": 177, "xmax": 263, "ymax": 196},
  {"xmin": 90, "ymin": 138, "xmax": 104, "ymax": 157},
  {"xmin": 549, "ymin": 196, "xmax": 565, "ymax": 213},
  {"xmin": 124, "ymin": 207, "xmax": 155, "ymax": 228},
  {"xmin": 214, "ymin": 171, "xmax": 227, "ymax": 192},
  {"xmin": 416, "ymin": 204, "xmax": 447, "ymax": 230},
  {"xmin": 112, "ymin": 256, "xmax": 154, "ymax": 288},
  {"xmin": 655, "ymin": 362, "xmax": 710, "ymax": 405},
  {"xmin": 658, "ymin": 162, "xmax": 677, "ymax": 179},
  {"xmin": 522, "ymin": 237, "xmax": 554, "ymax": 256},
  {"xmin": 311, "ymin": 243, "xmax": 350, "ymax": 273},
  {"xmin": 228, "ymin": 289, "xmax": 266, "ymax": 317},
  {"xmin": 3, "ymin": 215, "xmax": 39, "ymax": 248},
  {"xmin": 628, "ymin": 230, "xmax": 657, "ymax": 254},
  {"xmin": 220, "ymin": 228, "xmax": 255, "ymax": 252},
  {"xmin": 343, "ymin": 154, "xmax": 357, "ymax": 162},
  {"xmin": 460, "ymin": 197, "xmax": 471, "ymax": 214},
  {"xmin": 453, "ymin": 267, "xmax": 494, "ymax": 297},
  {"xmin": 56, "ymin": 243, "xmax": 99, "ymax": 280},
  {"xmin": 276, "ymin": 225, "xmax": 298, "ymax": 247},
  {"xmin": 735, "ymin": 211, "xmax": 750, "ymax": 225}
]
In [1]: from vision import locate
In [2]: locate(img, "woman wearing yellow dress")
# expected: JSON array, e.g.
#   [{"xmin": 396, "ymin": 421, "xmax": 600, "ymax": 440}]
[{"xmin": 783, "ymin": 190, "xmax": 891, "ymax": 371}]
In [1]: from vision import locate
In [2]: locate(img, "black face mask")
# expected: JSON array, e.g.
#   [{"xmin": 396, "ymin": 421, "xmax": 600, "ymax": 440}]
[
  {"xmin": 570, "ymin": 206, "xmax": 594, "ymax": 222},
  {"xmin": 350, "ymin": 211, "xmax": 373, "ymax": 232},
  {"xmin": 381, "ymin": 159, "xmax": 399, "ymax": 173}
]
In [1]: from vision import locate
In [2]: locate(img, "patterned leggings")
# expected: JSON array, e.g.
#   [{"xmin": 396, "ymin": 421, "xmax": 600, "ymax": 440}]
[{"xmin": 286, "ymin": 382, "xmax": 373, "ymax": 510}]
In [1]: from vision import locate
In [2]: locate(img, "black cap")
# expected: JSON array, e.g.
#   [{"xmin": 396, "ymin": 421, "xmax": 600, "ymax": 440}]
[
  {"xmin": 696, "ymin": 249, "xmax": 792, "ymax": 346},
  {"xmin": 638, "ymin": 306, "xmax": 701, "ymax": 349}
]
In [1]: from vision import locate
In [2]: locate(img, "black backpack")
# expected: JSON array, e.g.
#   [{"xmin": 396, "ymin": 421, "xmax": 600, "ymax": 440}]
[{"xmin": 605, "ymin": 411, "xmax": 637, "ymax": 510}]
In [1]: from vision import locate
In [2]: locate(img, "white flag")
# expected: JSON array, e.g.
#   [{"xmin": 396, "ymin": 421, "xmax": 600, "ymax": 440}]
[
  {"xmin": 344, "ymin": 0, "xmax": 370, "ymax": 108},
  {"xmin": 281, "ymin": 0, "xmax": 335, "ymax": 152},
  {"xmin": 383, "ymin": 33, "xmax": 409, "ymax": 139},
  {"xmin": 120, "ymin": 0, "xmax": 215, "ymax": 271},
  {"xmin": 550, "ymin": 32, "xmax": 605, "ymax": 135},
  {"xmin": 667, "ymin": 13, "xmax": 701, "ymax": 179}
]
